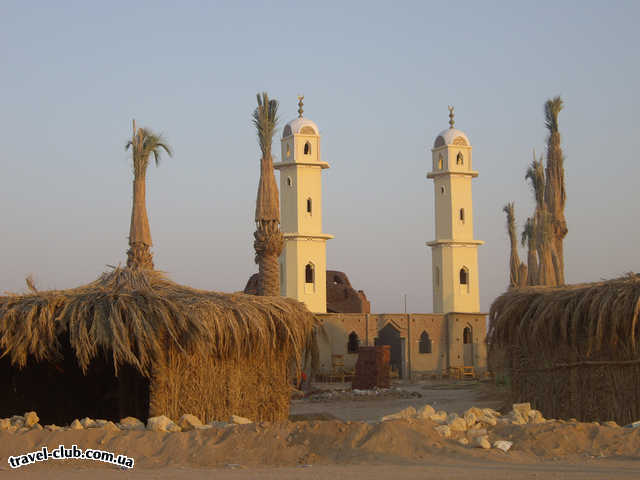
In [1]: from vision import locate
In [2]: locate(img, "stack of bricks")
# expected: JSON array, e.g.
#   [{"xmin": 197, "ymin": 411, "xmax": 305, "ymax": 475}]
[{"xmin": 352, "ymin": 345, "xmax": 390, "ymax": 390}]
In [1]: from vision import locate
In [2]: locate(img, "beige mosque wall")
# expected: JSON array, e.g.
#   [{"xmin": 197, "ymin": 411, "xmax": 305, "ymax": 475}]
[{"xmin": 314, "ymin": 313, "xmax": 486, "ymax": 378}]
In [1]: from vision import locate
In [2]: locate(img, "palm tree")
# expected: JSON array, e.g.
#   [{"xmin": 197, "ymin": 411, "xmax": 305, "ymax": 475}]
[
  {"xmin": 525, "ymin": 153, "xmax": 557, "ymax": 286},
  {"xmin": 252, "ymin": 92, "xmax": 283, "ymax": 296},
  {"xmin": 503, "ymin": 202, "xmax": 521, "ymax": 288},
  {"xmin": 125, "ymin": 120, "xmax": 172, "ymax": 269},
  {"xmin": 544, "ymin": 96, "xmax": 567, "ymax": 284}
]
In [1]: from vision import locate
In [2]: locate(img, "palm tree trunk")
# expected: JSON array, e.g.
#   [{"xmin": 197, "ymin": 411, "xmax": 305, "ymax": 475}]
[
  {"xmin": 254, "ymin": 220, "xmax": 283, "ymax": 296},
  {"xmin": 518, "ymin": 262, "xmax": 528, "ymax": 288},
  {"xmin": 526, "ymin": 247, "xmax": 538, "ymax": 286},
  {"xmin": 127, "ymin": 177, "xmax": 154, "ymax": 269},
  {"xmin": 503, "ymin": 203, "xmax": 521, "ymax": 289}
]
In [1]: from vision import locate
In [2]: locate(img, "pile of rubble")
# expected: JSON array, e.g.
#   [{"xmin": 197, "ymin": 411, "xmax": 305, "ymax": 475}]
[
  {"xmin": 0, "ymin": 412, "xmax": 255, "ymax": 434},
  {"xmin": 381, "ymin": 402, "xmax": 556, "ymax": 451},
  {"xmin": 304, "ymin": 387, "xmax": 422, "ymax": 402}
]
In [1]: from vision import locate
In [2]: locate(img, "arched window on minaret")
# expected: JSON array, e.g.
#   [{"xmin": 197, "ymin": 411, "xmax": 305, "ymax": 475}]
[
  {"xmin": 459, "ymin": 267, "xmax": 468, "ymax": 285},
  {"xmin": 435, "ymin": 267, "xmax": 440, "ymax": 288},
  {"xmin": 459, "ymin": 208, "xmax": 465, "ymax": 222},
  {"xmin": 304, "ymin": 141, "xmax": 311, "ymax": 155},
  {"xmin": 305, "ymin": 263, "xmax": 315, "ymax": 284},
  {"xmin": 438, "ymin": 154, "xmax": 443, "ymax": 170},
  {"xmin": 347, "ymin": 331, "xmax": 360, "ymax": 354},
  {"xmin": 306, "ymin": 197, "xmax": 312, "ymax": 214},
  {"xmin": 457, "ymin": 152, "xmax": 464, "ymax": 165},
  {"xmin": 419, "ymin": 331, "xmax": 432, "ymax": 354},
  {"xmin": 286, "ymin": 143, "xmax": 291, "ymax": 158}
]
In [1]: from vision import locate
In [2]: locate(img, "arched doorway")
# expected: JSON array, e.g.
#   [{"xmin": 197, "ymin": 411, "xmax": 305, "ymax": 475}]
[
  {"xmin": 463, "ymin": 325, "xmax": 473, "ymax": 366},
  {"xmin": 375, "ymin": 323, "xmax": 404, "ymax": 379}
]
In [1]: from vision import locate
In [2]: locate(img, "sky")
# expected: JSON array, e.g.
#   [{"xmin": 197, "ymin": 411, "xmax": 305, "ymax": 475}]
[{"xmin": 1, "ymin": 1, "xmax": 639, "ymax": 313}]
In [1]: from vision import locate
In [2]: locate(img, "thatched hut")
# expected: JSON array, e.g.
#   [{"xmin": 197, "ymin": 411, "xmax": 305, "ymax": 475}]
[
  {"xmin": 0, "ymin": 267, "xmax": 316, "ymax": 426},
  {"xmin": 488, "ymin": 274, "xmax": 640, "ymax": 425}
]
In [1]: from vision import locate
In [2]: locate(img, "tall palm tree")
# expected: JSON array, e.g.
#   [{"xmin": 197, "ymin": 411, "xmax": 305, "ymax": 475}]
[
  {"xmin": 503, "ymin": 202, "xmax": 521, "ymax": 288},
  {"xmin": 252, "ymin": 92, "xmax": 283, "ymax": 296},
  {"xmin": 125, "ymin": 120, "xmax": 172, "ymax": 269},
  {"xmin": 544, "ymin": 96, "xmax": 567, "ymax": 284},
  {"xmin": 525, "ymin": 154, "xmax": 557, "ymax": 286}
]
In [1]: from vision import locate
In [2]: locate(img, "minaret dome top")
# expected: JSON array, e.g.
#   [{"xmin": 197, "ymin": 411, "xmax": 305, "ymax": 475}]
[
  {"xmin": 433, "ymin": 106, "xmax": 470, "ymax": 148},
  {"xmin": 282, "ymin": 95, "xmax": 319, "ymax": 138}
]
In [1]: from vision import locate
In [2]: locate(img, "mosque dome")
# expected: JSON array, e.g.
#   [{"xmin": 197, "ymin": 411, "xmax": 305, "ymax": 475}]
[
  {"xmin": 282, "ymin": 117, "xmax": 319, "ymax": 138},
  {"xmin": 433, "ymin": 128, "xmax": 470, "ymax": 148}
]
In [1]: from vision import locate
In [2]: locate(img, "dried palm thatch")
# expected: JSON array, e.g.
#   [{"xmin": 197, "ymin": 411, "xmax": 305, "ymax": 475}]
[
  {"xmin": 488, "ymin": 273, "xmax": 640, "ymax": 424},
  {"xmin": 0, "ymin": 267, "xmax": 317, "ymax": 421}
]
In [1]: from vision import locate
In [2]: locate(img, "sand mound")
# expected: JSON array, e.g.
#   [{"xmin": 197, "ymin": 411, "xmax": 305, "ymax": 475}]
[{"xmin": 1, "ymin": 416, "xmax": 639, "ymax": 470}]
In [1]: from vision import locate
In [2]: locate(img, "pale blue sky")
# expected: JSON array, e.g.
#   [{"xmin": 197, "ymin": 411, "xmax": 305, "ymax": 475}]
[{"xmin": 1, "ymin": 1, "xmax": 638, "ymax": 313}]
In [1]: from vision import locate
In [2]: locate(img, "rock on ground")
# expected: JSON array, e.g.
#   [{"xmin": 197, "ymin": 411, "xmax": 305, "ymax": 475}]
[
  {"xmin": 119, "ymin": 417, "xmax": 146, "ymax": 431},
  {"xmin": 23, "ymin": 411, "xmax": 39, "ymax": 427},
  {"xmin": 448, "ymin": 417, "xmax": 468, "ymax": 432},
  {"xmin": 147, "ymin": 415, "xmax": 181, "ymax": 432},
  {"xmin": 381, "ymin": 407, "xmax": 417, "ymax": 422},
  {"xmin": 493, "ymin": 440, "xmax": 513, "ymax": 452},
  {"xmin": 416, "ymin": 405, "xmax": 435, "ymax": 419},
  {"xmin": 471, "ymin": 435, "xmax": 491, "ymax": 449},
  {"xmin": 434, "ymin": 425, "xmax": 451, "ymax": 438},
  {"xmin": 80, "ymin": 417, "xmax": 97, "ymax": 428},
  {"xmin": 101, "ymin": 421, "xmax": 120, "ymax": 432},
  {"xmin": 429, "ymin": 411, "xmax": 447, "ymax": 424},
  {"xmin": 230, "ymin": 415, "xmax": 253, "ymax": 425},
  {"xmin": 178, "ymin": 414, "xmax": 203, "ymax": 431},
  {"xmin": 69, "ymin": 419, "xmax": 83, "ymax": 430}
]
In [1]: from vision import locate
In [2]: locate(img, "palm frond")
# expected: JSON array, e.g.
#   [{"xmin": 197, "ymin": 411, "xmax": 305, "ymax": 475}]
[{"xmin": 544, "ymin": 96, "xmax": 564, "ymax": 133}]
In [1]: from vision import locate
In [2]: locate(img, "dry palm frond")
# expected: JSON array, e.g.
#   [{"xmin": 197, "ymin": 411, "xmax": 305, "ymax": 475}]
[
  {"xmin": 488, "ymin": 273, "xmax": 640, "ymax": 355},
  {"xmin": 0, "ymin": 267, "xmax": 316, "ymax": 378},
  {"xmin": 125, "ymin": 121, "xmax": 172, "ymax": 180}
]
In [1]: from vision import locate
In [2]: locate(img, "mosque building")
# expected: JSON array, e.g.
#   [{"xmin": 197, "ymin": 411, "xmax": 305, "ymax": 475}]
[{"xmin": 251, "ymin": 98, "xmax": 487, "ymax": 378}]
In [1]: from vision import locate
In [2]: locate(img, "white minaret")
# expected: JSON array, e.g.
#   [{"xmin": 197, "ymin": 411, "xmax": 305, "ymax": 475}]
[
  {"xmin": 427, "ymin": 107, "xmax": 483, "ymax": 313},
  {"xmin": 274, "ymin": 97, "xmax": 333, "ymax": 313}
]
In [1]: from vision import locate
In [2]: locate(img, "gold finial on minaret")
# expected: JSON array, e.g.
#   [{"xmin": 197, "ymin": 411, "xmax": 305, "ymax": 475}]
[
  {"xmin": 297, "ymin": 95, "xmax": 304, "ymax": 118},
  {"xmin": 448, "ymin": 105, "xmax": 455, "ymax": 128}
]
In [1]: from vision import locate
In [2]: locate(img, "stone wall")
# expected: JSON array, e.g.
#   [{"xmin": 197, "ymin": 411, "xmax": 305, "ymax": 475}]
[{"xmin": 315, "ymin": 312, "xmax": 487, "ymax": 378}]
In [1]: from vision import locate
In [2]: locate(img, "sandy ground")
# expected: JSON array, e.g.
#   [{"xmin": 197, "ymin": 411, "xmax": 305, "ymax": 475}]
[
  {"xmin": 2, "ymin": 380, "xmax": 639, "ymax": 479},
  {"xmin": 290, "ymin": 379, "xmax": 505, "ymax": 421}
]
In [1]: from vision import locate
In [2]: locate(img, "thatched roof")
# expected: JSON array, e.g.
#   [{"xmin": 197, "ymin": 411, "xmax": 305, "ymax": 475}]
[
  {"xmin": 488, "ymin": 273, "xmax": 640, "ymax": 356},
  {"xmin": 0, "ymin": 267, "xmax": 316, "ymax": 377}
]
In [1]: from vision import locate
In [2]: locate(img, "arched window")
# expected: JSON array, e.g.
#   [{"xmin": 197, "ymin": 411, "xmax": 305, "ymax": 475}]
[
  {"xmin": 459, "ymin": 268, "xmax": 468, "ymax": 285},
  {"xmin": 459, "ymin": 208, "xmax": 465, "ymax": 222},
  {"xmin": 435, "ymin": 267, "xmax": 440, "ymax": 288},
  {"xmin": 304, "ymin": 142, "xmax": 311, "ymax": 155},
  {"xmin": 305, "ymin": 263, "xmax": 314, "ymax": 284},
  {"xmin": 306, "ymin": 198, "xmax": 312, "ymax": 213},
  {"xmin": 347, "ymin": 331, "xmax": 360, "ymax": 354},
  {"xmin": 419, "ymin": 331, "xmax": 432, "ymax": 354},
  {"xmin": 438, "ymin": 154, "xmax": 443, "ymax": 170},
  {"xmin": 463, "ymin": 326, "xmax": 472, "ymax": 344},
  {"xmin": 457, "ymin": 152, "xmax": 464, "ymax": 165},
  {"xmin": 286, "ymin": 143, "xmax": 291, "ymax": 157}
]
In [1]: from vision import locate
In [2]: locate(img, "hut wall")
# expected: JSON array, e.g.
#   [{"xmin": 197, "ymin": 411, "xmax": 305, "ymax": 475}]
[
  {"xmin": 507, "ymin": 346, "xmax": 640, "ymax": 425},
  {"xmin": 149, "ymin": 343, "xmax": 291, "ymax": 423}
]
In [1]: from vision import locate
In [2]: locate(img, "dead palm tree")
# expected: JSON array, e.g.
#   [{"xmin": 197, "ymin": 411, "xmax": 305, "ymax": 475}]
[
  {"xmin": 125, "ymin": 120, "xmax": 172, "ymax": 269},
  {"xmin": 521, "ymin": 217, "xmax": 538, "ymax": 286},
  {"xmin": 544, "ymin": 96, "xmax": 567, "ymax": 284},
  {"xmin": 252, "ymin": 92, "xmax": 283, "ymax": 296},
  {"xmin": 525, "ymin": 152, "xmax": 557, "ymax": 286},
  {"xmin": 503, "ymin": 202, "xmax": 521, "ymax": 288}
]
